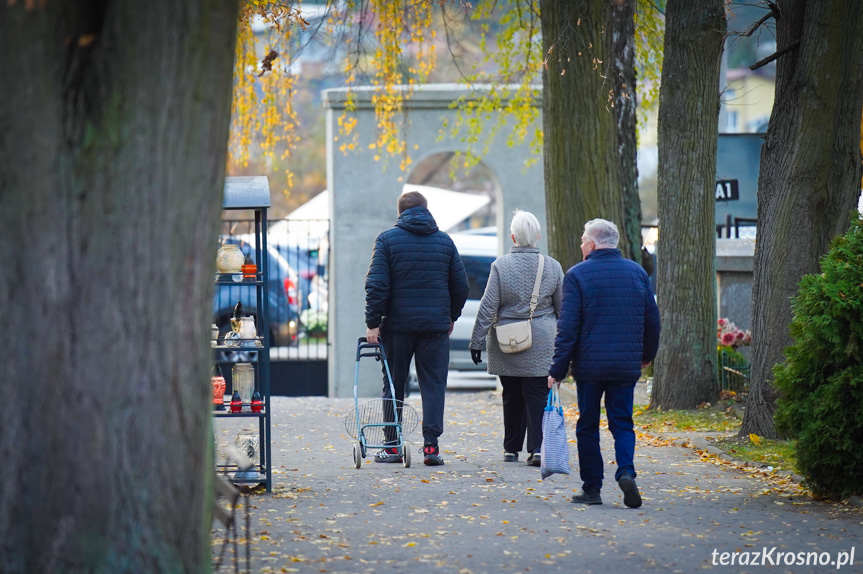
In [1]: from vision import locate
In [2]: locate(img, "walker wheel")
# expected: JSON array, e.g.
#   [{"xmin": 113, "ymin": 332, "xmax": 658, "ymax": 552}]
[
  {"xmin": 403, "ymin": 441, "xmax": 411, "ymax": 468},
  {"xmin": 352, "ymin": 443, "xmax": 362, "ymax": 469}
]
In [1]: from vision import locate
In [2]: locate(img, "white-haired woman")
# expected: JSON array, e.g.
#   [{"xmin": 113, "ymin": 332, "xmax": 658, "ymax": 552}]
[{"xmin": 470, "ymin": 210, "xmax": 564, "ymax": 466}]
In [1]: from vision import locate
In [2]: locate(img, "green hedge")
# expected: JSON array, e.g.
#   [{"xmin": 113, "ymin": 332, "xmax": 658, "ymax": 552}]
[{"xmin": 774, "ymin": 215, "xmax": 863, "ymax": 498}]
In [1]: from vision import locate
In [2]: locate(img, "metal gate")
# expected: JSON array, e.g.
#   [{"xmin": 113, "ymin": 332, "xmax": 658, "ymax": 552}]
[{"xmin": 215, "ymin": 217, "xmax": 329, "ymax": 396}]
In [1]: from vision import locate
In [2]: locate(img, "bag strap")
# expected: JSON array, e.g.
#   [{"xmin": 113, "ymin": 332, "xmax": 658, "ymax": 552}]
[
  {"xmin": 546, "ymin": 385, "xmax": 562, "ymax": 413},
  {"xmin": 528, "ymin": 254, "xmax": 545, "ymax": 320}
]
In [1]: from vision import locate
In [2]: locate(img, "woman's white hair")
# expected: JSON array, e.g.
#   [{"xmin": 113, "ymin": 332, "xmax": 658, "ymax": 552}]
[
  {"xmin": 510, "ymin": 210, "xmax": 541, "ymax": 247},
  {"xmin": 584, "ymin": 218, "xmax": 620, "ymax": 248}
]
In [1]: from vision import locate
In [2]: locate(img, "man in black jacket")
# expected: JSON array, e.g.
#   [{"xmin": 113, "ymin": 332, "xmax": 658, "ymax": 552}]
[{"xmin": 365, "ymin": 191, "xmax": 470, "ymax": 465}]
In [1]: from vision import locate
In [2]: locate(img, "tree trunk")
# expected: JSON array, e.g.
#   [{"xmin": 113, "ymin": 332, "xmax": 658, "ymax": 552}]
[
  {"xmin": 650, "ymin": 0, "xmax": 726, "ymax": 410},
  {"xmin": 541, "ymin": 0, "xmax": 626, "ymax": 270},
  {"xmin": 740, "ymin": 0, "xmax": 863, "ymax": 438},
  {"xmin": 611, "ymin": 0, "xmax": 643, "ymax": 262},
  {"xmin": 0, "ymin": 1, "xmax": 238, "ymax": 571}
]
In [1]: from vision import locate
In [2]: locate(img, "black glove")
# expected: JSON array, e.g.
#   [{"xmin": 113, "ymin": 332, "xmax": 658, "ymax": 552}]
[{"xmin": 470, "ymin": 349, "xmax": 482, "ymax": 365}]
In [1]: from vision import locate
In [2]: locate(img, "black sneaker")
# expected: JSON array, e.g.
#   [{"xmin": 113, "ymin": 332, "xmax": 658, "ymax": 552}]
[
  {"xmin": 423, "ymin": 444, "xmax": 444, "ymax": 466},
  {"xmin": 503, "ymin": 452, "xmax": 518, "ymax": 463},
  {"xmin": 526, "ymin": 452, "xmax": 541, "ymax": 467},
  {"xmin": 374, "ymin": 447, "xmax": 403, "ymax": 463},
  {"xmin": 571, "ymin": 489, "xmax": 602, "ymax": 505},
  {"xmin": 618, "ymin": 475, "xmax": 642, "ymax": 508}
]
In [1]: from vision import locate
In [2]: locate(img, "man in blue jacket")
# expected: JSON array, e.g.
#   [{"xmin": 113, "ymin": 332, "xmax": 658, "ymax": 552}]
[
  {"xmin": 365, "ymin": 191, "xmax": 470, "ymax": 466},
  {"xmin": 548, "ymin": 218, "xmax": 660, "ymax": 507}
]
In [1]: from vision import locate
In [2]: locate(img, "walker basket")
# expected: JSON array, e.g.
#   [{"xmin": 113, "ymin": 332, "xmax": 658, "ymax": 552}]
[{"xmin": 344, "ymin": 398, "xmax": 420, "ymax": 444}]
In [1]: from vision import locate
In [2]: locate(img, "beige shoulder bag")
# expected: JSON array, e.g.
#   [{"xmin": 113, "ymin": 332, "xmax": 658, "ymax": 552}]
[{"xmin": 494, "ymin": 255, "xmax": 544, "ymax": 354}]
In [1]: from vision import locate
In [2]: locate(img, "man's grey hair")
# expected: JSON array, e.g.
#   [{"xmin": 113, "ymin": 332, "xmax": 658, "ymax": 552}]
[
  {"xmin": 584, "ymin": 218, "xmax": 620, "ymax": 248},
  {"xmin": 510, "ymin": 210, "xmax": 541, "ymax": 247}
]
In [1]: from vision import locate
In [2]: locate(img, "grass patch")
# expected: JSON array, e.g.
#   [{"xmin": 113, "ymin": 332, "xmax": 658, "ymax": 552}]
[
  {"xmin": 631, "ymin": 404, "xmax": 800, "ymax": 474},
  {"xmin": 633, "ymin": 406, "xmax": 741, "ymax": 433},
  {"xmin": 710, "ymin": 435, "xmax": 799, "ymax": 473}
]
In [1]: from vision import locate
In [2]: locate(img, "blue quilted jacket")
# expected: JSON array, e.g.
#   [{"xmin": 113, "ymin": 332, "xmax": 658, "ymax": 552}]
[
  {"xmin": 365, "ymin": 207, "xmax": 470, "ymax": 333},
  {"xmin": 549, "ymin": 248, "xmax": 660, "ymax": 382}
]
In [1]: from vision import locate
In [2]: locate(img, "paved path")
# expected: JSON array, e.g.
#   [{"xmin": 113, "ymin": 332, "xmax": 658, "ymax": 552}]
[{"xmin": 214, "ymin": 388, "xmax": 863, "ymax": 573}]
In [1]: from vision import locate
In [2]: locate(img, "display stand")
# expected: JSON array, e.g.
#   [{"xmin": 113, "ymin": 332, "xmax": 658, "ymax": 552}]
[{"xmin": 213, "ymin": 176, "xmax": 272, "ymax": 492}]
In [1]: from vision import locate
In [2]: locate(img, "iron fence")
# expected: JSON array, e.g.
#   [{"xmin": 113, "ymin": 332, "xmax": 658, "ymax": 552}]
[{"xmin": 215, "ymin": 217, "xmax": 329, "ymax": 362}]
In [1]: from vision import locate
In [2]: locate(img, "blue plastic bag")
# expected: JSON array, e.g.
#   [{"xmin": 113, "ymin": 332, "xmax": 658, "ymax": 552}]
[{"xmin": 540, "ymin": 385, "xmax": 570, "ymax": 480}]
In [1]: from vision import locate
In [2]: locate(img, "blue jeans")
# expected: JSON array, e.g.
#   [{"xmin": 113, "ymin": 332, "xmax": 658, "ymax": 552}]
[{"xmin": 575, "ymin": 380, "xmax": 637, "ymax": 491}]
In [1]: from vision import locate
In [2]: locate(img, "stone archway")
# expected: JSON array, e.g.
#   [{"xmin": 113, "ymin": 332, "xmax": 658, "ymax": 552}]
[
  {"xmin": 323, "ymin": 84, "xmax": 543, "ymax": 397},
  {"xmin": 404, "ymin": 151, "xmax": 500, "ymax": 232}
]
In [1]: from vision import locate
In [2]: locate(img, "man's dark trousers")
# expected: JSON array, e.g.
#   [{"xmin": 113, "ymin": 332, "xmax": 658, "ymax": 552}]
[
  {"xmin": 381, "ymin": 329, "xmax": 449, "ymax": 446},
  {"xmin": 575, "ymin": 380, "xmax": 637, "ymax": 491}
]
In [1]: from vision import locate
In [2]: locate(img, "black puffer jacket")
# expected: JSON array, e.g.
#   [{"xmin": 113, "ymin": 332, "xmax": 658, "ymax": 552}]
[{"xmin": 365, "ymin": 207, "xmax": 470, "ymax": 333}]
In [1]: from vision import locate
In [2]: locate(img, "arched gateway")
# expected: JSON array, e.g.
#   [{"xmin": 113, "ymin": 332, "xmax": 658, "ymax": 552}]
[{"xmin": 323, "ymin": 84, "xmax": 544, "ymax": 397}]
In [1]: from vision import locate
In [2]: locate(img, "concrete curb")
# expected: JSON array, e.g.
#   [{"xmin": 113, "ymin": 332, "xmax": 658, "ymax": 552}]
[{"xmin": 556, "ymin": 382, "xmax": 805, "ymax": 485}]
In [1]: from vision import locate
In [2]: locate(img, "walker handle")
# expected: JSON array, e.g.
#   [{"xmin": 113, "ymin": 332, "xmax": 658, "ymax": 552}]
[{"xmin": 356, "ymin": 336, "xmax": 388, "ymax": 362}]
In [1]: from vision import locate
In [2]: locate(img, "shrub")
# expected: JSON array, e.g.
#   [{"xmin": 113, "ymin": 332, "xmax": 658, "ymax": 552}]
[{"xmin": 774, "ymin": 215, "xmax": 863, "ymax": 499}]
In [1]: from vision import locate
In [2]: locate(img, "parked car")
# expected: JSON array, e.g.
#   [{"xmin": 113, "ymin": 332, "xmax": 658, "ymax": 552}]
[
  {"xmin": 449, "ymin": 232, "xmax": 498, "ymax": 370},
  {"xmin": 213, "ymin": 238, "xmax": 300, "ymax": 347},
  {"xmin": 455, "ymin": 226, "xmax": 496, "ymax": 236},
  {"xmin": 270, "ymin": 241, "xmax": 324, "ymax": 311}
]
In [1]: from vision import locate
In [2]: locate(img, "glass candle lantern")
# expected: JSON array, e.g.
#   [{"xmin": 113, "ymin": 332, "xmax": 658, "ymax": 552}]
[
  {"xmin": 235, "ymin": 431, "xmax": 260, "ymax": 465},
  {"xmin": 232, "ymin": 363, "xmax": 255, "ymax": 404},
  {"xmin": 234, "ymin": 430, "xmax": 260, "ymax": 480},
  {"xmin": 216, "ymin": 243, "xmax": 244, "ymax": 274},
  {"xmin": 242, "ymin": 252, "xmax": 257, "ymax": 279},
  {"xmin": 251, "ymin": 390, "xmax": 263, "ymax": 413},
  {"xmin": 211, "ymin": 365, "xmax": 226, "ymax": 410}
]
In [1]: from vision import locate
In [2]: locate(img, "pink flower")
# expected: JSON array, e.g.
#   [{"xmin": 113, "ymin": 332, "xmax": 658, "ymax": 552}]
[
  {"xmin": 718, "ymin": 318, "xmax": 728, "ymax": 326},
  {"xmin": 736, "ymin": 331, "xmax": 745, "ymax": 340},
  {"xmin": 721, "ymin": 332, "xmax": 736, "ymax": 346}
]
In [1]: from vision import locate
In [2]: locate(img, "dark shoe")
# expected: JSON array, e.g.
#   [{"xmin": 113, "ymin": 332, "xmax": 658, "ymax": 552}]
[
  {"xmin": 374, "ymin": 447, "xmax": 402, "ymax": 463},
  {"xmin": 571, "ymin": 489, "xmax": 602, "ymax": 505},
  {"xmin": 618, "ymin": 475, "xmax": 642, "ymax": 508},
  {"xmin": 423, "ymin": 444, "xmax": 444, "ymax": 466},
  {"xmin": 526, "ymin": 452, "xmax": 541, "ymax": 467},
  {"xmin": 503, "ymin": 452, "xmax": 518, "ymax": 463}
]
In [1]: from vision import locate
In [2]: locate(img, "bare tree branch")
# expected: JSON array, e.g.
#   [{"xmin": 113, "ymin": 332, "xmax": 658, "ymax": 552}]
[
  {"xmin": 750, "ymin": 38, "xmax": 799, "ymax": 70},
  {"xmin": 743, "ymin": 8, "xmax": 775, "ymax": 37}
]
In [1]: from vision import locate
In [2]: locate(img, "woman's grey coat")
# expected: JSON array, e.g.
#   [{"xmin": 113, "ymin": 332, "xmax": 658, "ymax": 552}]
[{"xmin": 470, "ymin": 246, "xmax": 564, "ymax": 377}]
